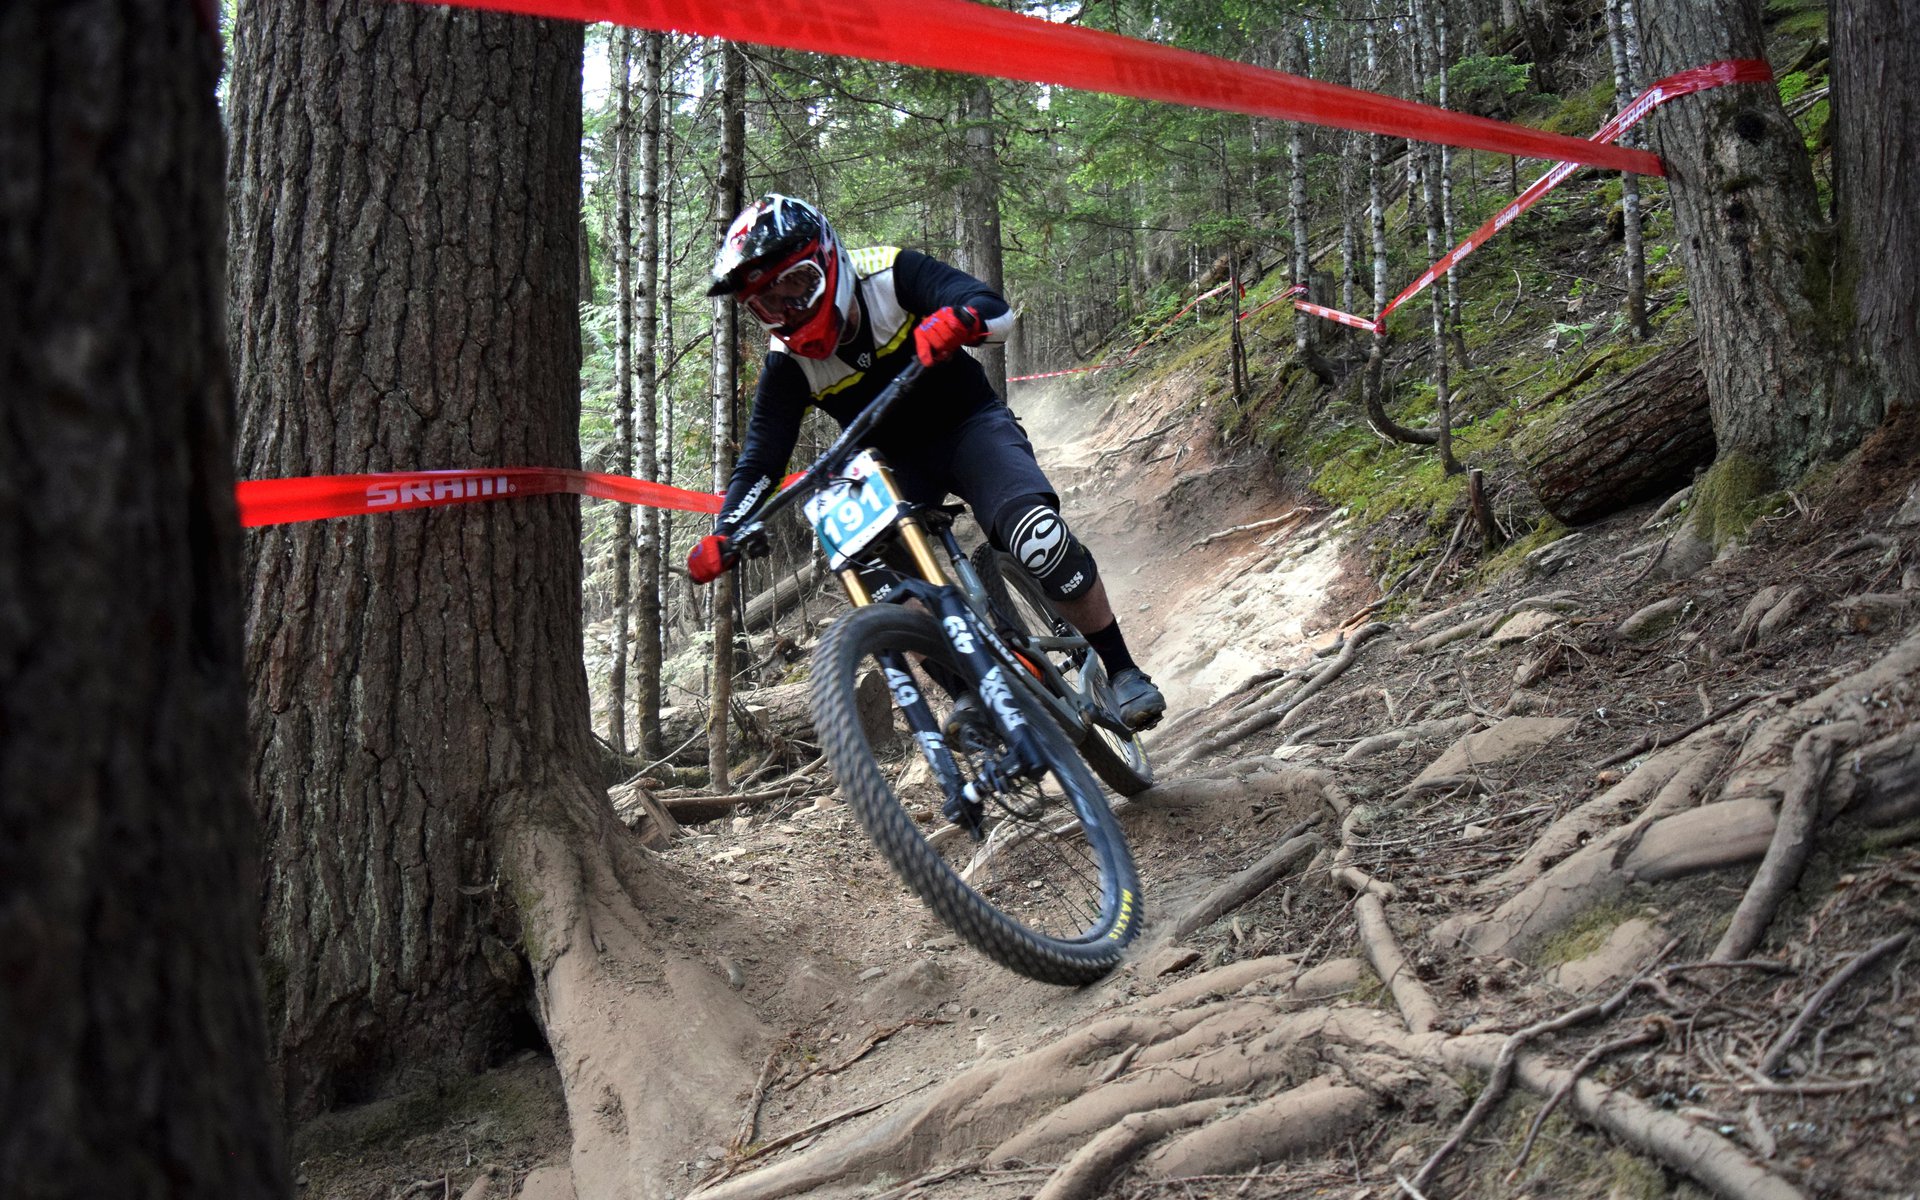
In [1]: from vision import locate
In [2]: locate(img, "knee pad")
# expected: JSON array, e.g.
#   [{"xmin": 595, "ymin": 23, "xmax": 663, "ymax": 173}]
[{"xmin": 993, "ymin": 498, "xmax": 1098, "ymax": 602}]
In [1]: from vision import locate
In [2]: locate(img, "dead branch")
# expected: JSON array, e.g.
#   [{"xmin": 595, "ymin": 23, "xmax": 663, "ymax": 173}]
[
  {"xmin": 1758, "ymin": 932, "xmax": 1912, "ymax": 1076},
  {"xmin": 781, "ymin": 1019, "xmax": 950, "ymax": 1092},
  {"xmin": 1185, "ymin": 509, "xmax": 1308, "ymax": 551},
  {"xmin": 661, "ymin": 784, "xmax": 829, "ymax": 822},
  {"xmin": 1437, "ymin": 1035, "xmax": 1805, "ymax": 1200},
  {"xmin": 730, "ymin": 1046, "xmax": 787, "ymax": 1154},
  {"xmin": 698, "ymin": 1081, "xmax": 937, "ymax": 1188},
  {"xmin": 1592, "ymin": 690, "xmax": 1775, "ymax": 770},
  {"xmin": 1713, "ymin": 728, "xmax": 1839, "ymax": 962}
]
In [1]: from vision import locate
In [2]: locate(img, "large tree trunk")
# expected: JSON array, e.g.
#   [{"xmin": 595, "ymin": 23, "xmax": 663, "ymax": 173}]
[
  {"xmin": 1831, "ymin": 0, "xmax": 1920, "ymax": 437},
  {"xmin": 635, "ymin": 30, "xmax": 667, "ymax": 760},
  {"xmin": 1519, "ymin": 341, "xmax": 1715, "ymax": 524},
  {"xmin": 1, "ymin": 3, "xmax": 285, "ymax": 1194},
  {"xmin": 610, "ymin": 27, "xmax": 636, "ymax": 755},
  {"xmin": 959, "ymin": 79, "xmax": 1010, "ymax": 398},
  {"xmin": 1637, "ymin": 0, "xmax": 1832, "ymax": 482},
  {"xmin": 228, "ymin": 7, "xmax": 763, "ymax": 1189},
  {"xmin": 708, "ymin": 41, "xmax": 748, "ymax": 795}
]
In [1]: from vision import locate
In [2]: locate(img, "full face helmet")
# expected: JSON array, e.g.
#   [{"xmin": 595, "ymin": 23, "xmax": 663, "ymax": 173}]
[{"xmin": 707, "ymin": 194, "xmax": 856, "ymax": 359}]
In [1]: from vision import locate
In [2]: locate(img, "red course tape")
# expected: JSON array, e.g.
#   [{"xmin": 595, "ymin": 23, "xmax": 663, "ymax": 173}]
[
  {"xmin": 1295, "ymin": 59, "xmax": 1772, "ymax": 334},
  {"xmin": 236, "ymin": 468, "xmax": 729, "ymax": 528},
  {"xmin": 417, "ymin": 0, "xmax": 1661, "ymax": 176}
]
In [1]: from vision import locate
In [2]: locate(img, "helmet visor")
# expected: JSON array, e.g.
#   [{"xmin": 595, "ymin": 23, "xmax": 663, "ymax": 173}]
[{"xmin": 741, "ymin": 258, "xmax": 827, "ymax": 331}]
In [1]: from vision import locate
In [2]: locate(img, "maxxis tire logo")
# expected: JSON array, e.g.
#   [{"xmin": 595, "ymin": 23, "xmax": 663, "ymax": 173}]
[{"xmin": 1010, "ymin": 506, "xmax": 1068, "ymax": 577}]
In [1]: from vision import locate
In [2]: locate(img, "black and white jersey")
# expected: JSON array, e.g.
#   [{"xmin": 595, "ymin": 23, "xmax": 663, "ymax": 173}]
[{"xmin": 716, "ymin": 248, "xmax": 1015, "ymax": 530}]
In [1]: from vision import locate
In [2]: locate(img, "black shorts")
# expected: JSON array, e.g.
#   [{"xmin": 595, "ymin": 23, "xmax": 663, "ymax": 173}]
[{"xmin": 880, "ymin": 402, "xmax": 1057, "ymax": 534}]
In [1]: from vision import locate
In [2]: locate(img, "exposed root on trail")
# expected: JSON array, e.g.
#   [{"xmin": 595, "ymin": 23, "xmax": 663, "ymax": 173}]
[{"xmin": 502, "ymin": 796, "xmax": 773, "ymax": 1200}]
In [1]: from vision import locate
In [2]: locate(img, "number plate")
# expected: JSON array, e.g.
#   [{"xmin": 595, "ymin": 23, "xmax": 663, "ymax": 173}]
[{"xmin": 803, "ymin": 451, "xmax": 903, "ymax": 567}]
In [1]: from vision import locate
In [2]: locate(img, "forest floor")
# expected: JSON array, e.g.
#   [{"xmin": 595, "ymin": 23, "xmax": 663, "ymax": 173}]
[{"xmin": 296, "ymin": 359, "xmax": 1920, "ymax": 1200}]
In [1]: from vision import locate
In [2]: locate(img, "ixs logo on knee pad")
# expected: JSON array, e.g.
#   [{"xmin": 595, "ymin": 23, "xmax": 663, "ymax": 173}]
[
  {"xmin": 1010, "ymin": 506, "xmax": 1069, "ymax": 576},
  {"xmin": 367, "ymin": 476, "xmax": 515, "ymax": 507}
]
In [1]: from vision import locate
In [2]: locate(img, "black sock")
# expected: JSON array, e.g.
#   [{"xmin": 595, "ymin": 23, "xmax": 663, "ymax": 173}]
[{"xmin": 1084, "ymin": 619, "xmax": 1139, "ymax": 677}]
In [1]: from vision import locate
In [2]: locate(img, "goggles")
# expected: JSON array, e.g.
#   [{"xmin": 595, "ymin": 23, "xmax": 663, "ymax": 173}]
[{"xmin": 742, "ymin": 258, "xmax": 827, "ymax": 330}]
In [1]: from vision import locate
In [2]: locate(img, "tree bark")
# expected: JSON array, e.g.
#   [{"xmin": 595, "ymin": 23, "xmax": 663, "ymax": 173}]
[
  {"xmin": 1519, "ymin": 341, "xmax": 1715, "ymax": 524},
  {"xmin": 1, "ymin": 3, "xmax": 286, "ymax": 1194},
  {"xmin": 1831, "ymin": 0, "xmax": 1920, "ymax": 439},
  {"xmin": 230, "ymin": 10, "xmax": 762, "ymax": 1190},
  {"xmin": 959, "ymin": 80, "xmax": 1011, "ymax": 398},
  {"xmin": 635, "ymin": 30, "xmax": 667, "ymax": 760},
  {"xmin": 709, "ymin": 41, "xmax": 747, "ymax": 795},
  {"xmin": 610, "ymin": 26, "xmax": 635, "ymax": 755},
  {"xmin": 1608, "ymin": 0, "xmax": 1651, "ymax": 339},
  {"xmin": 1637, "ymin": 0, "xmax": 1832, "ymax": 481},
  {"xmin": 230, "ymin": 0, "xmax": 593, "ymax": 1113}
]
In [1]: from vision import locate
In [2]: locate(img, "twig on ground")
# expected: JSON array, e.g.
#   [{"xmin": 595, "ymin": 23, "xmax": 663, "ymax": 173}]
[
  {"xmin": 1509, "ymin": 1024, "xmax": 1664, "ymax": 1178},
  {"xmin": 780, "ymin": 1018, "xmax": 949, "ymax": 1091},
  {"xmin": 729, "ymin": 1046, "xmax": 787, "ymax": 1154},
  {"xmin": 1411, "ymin": 941, "xmax": 1677, "ymax": 1194},
  {"xmin": 1758, "ymin": 932, "xmax": 1912, "ymax": 1075}
]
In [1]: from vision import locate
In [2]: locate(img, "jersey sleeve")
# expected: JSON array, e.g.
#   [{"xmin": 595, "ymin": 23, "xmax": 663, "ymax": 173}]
[
  {"xmin": 717, "ymin": 352, "xmax": 808, "ymax": 532},
  {"xmin": 893, "ymin": 249, "xmax": 1015, "ymax": 344}
]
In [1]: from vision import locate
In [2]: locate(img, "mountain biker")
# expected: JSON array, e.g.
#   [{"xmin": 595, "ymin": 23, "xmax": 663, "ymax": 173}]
[{"xmin": 686, "ymin": 193, "xmax": 1166, "ymax": 730}]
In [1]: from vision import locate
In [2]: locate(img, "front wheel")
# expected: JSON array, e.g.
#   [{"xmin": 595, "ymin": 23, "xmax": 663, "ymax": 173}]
[
  {"xmin": 811, "ymin": 604, "xmax": 1142, "ymax": 985},
  {"xmin": 973, "ymin": 546, "xmax": 1154, "ymax": 796}
]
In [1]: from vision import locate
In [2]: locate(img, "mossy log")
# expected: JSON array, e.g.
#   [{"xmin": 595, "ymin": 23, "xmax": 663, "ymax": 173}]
[{"xmin": 1520, "ymin": 340, "xmax": 1714, "ymax": 525}]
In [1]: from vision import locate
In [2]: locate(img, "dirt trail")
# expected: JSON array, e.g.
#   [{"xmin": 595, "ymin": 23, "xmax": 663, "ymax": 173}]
[{"xmin": 306, "ymin": 380, "xmax": 1920, "ymax": 1200}]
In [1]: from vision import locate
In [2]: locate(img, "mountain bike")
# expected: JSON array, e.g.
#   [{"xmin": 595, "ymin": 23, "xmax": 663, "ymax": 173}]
[{"xmin": 721, "ymin": 360, "xmax": 1151, "ymax": 985}]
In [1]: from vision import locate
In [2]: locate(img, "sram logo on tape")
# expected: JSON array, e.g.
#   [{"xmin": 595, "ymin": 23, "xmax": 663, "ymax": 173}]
[{"xmin": 368, "ymin": 476, "xmax": 516, "ymax": 507}]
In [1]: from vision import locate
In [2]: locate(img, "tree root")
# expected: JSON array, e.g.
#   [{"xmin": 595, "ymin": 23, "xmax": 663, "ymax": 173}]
[
  {"xmin": 1167, "ymin": 823, "xmax": 1322, "ymax": 941},
  {"xmin": 1167, "ymin": 624, "xmax": 1389, "ymax": 768},
  {"xmin": 1484, "ymin": 724, "xmax": 1735, "ymax": 895},
  {"xmin": 1032, "ymin": 1097, "xmax": 1237, "ymax": 1200},
  {"xmin": 1135, "ymin": 1075, "xmax": 1373, "ymax": 1179},
  {"xmin": 1437, "ymin": 1034, "xmax": 1804, "ymax": 1200},
  {"xmin": 1712, "ymin": 726, "xmax": 1844, "ymax": 961}
]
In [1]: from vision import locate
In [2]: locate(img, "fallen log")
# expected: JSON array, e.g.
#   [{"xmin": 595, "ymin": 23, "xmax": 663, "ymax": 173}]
[{"xmin": 1519, "ymin": 339, "xmax": 1714, "ymax": 525}]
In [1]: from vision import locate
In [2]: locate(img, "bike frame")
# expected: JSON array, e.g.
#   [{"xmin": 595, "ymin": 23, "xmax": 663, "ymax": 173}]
[{"xmin": 725, "ymin": 360, "xmax": 1131, "ymax": 824}]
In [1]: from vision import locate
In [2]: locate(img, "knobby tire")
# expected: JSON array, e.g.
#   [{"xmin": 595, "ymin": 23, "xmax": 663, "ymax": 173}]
[{"xmin": 811, "ymin": 604, "xmax": 1142, "ymax": 985}]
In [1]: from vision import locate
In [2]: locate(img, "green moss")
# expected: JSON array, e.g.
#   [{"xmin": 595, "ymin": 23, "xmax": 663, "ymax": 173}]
[
  {"xmin": 1607, "ymin": 1148, "xmax": 1671, "ymax": 1199},
  {"xmin": 1539, "ymin": 81, "xmax": 1617, "ymax": 136},
  {"xmin": 1471, "ymin": 515, "xmax": 1570, "ymax": 587},
  {"xmin": 1534, "ymin": 899, "xmax": 1638, "ymax": 969},
  {"xmin": 1687, "ymin": 452, "xmax": 1777, "ymax": 546}
]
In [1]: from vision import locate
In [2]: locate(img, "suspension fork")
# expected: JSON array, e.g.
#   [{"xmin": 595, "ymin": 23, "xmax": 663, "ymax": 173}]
[{"xmin": 874, "ymin": 648, "xmax": 981, "ymax": 835}]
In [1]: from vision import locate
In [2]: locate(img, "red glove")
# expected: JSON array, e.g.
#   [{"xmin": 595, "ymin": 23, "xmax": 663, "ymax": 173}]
[
  {"xmin": 687, "ymin": 534, "xmax": 735, "ymax": 584},
  {"xmin": 913, "ymin": 305, "xmax": 988, "ymax": 367}
]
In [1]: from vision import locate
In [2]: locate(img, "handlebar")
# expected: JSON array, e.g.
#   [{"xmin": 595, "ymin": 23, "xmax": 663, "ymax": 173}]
[{"xmin": 726, "ymin": 359, "xmax": 927, "ymax": 559}]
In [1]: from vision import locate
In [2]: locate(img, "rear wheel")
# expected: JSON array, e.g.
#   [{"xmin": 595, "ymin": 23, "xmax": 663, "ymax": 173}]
[
  {"xmin": 811, "ymin": 604, "xmax": 1142, "ymax": 985},
  {"xmin": 973, "ymin": 545, "xmax": 1154, "ymax": 796}
]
